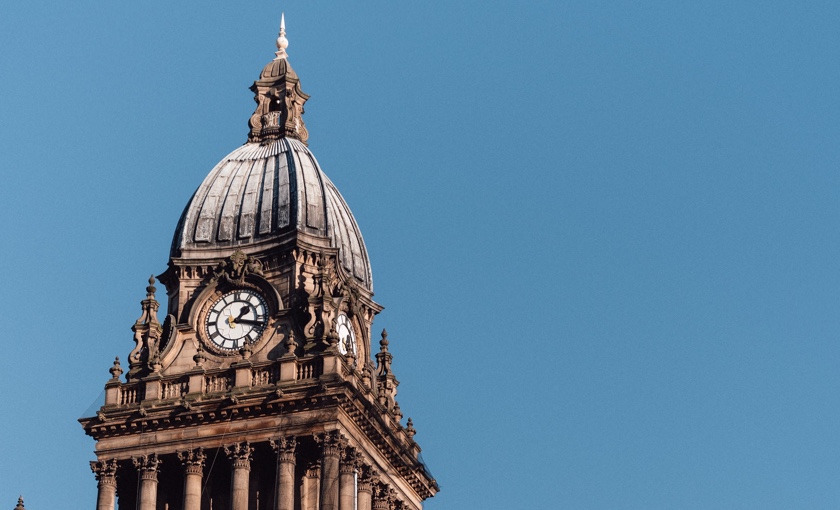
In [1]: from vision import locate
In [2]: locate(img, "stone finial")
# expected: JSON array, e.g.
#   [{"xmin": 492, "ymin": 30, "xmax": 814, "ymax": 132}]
[
  {"xmin": 375, "ymin": 329, "xmax": 398, "ymax": 409},
  {"xmin": 146, "ymin": 275, "xmax": 157, "ymax": 299},
  {"xmin": 14, "ymin": 496, "xmax": 24, "ymax": 510},
  {"xmin": 240, "ymin": 342, "xmax": 253, "ymax": 360},
  {"xmin": 193, "ymin": 344, "xmax": 206, "ymax": 367},
  {"xmin": 406, "ymin": 418, "xmax": 416, "ymax": 438},
  {"xmin": 284, "ymin": 328, "xmax": 297, "ymax": 355},
  {"xmin": 275, "ymin": 13, "xmax": 289, "ymax": 60},
  {"xmin": 128, "ymin": 275, "xmax": 163, "ymax": 375},
  {"xmin": 328, "ymin": 325, "xmax": 340, "ymax": 349},
  {"xmin": 109, "ymin": 357, "xmax": 123, "ymax": 380},
  {"xmin": 393, "ymin": 402, "xmax": 403, "ymax": 422}
]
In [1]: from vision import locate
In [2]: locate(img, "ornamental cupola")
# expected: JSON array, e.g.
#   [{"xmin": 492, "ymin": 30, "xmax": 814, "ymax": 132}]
[
  {"xmin": 80, "ymin": 15, "xmax": 438, "ymax": 510},
  {"xmin": 247, "ymin": 15, "xmax": 310, "ymax": 145}
]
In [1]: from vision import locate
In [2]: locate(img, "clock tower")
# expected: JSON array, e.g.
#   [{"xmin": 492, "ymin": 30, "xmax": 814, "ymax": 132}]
[{"xmin": 80, "ymin": 17, "xmax": 438, "ymax": 510}]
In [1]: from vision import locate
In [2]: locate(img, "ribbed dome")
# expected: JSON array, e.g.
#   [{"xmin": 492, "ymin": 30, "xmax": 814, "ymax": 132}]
[{"xmin": 171, "ymin": 138, "xmax": 373, "ymax": 290}]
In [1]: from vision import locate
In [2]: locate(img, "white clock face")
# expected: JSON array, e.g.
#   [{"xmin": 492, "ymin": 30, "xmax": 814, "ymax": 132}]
[
  {"xmin": 206, "ymin": 290, "xmax": 268, "ymax": 351},
  {"xmin": 336, "ymin": 313, "xmax": 357, "ymax": 356}
]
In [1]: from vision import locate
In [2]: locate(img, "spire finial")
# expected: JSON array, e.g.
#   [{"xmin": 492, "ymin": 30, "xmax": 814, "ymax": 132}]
[{"xmin": 274, "ymin": 13, "xmax": 289, "ymax": 60}]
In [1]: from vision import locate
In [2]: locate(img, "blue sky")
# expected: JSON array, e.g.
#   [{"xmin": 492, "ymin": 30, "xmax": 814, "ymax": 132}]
[{"xmin": 2, "ymin": 1, "xmax": 840, "ymax": 508}]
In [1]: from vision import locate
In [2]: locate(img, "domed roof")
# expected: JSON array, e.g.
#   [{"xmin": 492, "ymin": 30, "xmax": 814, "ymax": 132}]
[{"xmin": 171, "ymin": 138, "xmax": 373, "ymax": 290}]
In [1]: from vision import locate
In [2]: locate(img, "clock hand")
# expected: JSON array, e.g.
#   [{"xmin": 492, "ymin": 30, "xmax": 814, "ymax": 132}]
[
  {"xmin": 236, "ymin": 319, "xmax": 264, "ymax": 326},
  {"xmin": 230, "ymin": 306, "xmax": 251, "ymax": 325}
]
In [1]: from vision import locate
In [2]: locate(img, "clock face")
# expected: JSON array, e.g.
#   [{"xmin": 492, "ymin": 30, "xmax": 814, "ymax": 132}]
[
  {"xmin": 205, "ymin": 290, "xmax": 269, "ymax": 351},
  {"xmin": 336, "ymin": 313, "xmax": 357, "ymax": 356}
]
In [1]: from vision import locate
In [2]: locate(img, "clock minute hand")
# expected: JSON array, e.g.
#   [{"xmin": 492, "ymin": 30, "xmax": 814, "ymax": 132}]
[{"xmin": 236, "ymin": 319, "xmax": 264, "ymax": 326}]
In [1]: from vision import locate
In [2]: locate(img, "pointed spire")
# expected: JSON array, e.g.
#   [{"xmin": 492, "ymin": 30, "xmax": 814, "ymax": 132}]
[
  {"xmin": 14, "ymin": 496, "xmax": 25, "ymax": 510},
  {"xmin": 274, "ymin": 13, "xmax": 289, "ymax": 60}
]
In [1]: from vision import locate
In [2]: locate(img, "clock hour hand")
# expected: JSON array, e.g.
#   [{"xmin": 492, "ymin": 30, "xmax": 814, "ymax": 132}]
[{"xmin": 230, "ymin": 306, "xmax": 250, "ymax": 325}]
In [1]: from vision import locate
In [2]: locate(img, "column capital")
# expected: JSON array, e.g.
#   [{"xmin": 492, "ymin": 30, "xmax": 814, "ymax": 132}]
[
  {"xmin": 357, "ymin": 465, "xmax": 377, "ymax": 494},
  {"xmin": 305, "ymin": 459, "xmax": 321, "ymax": 479},
  {"xmin": 132, "ymin": 454, "xmax": 161, "ymax": 481},
  {"xmin": 270, "ymin": 436, "xmax": 297, "ymax": 463},
  {"xmin": 372, "ymin": 482, "xmax": 390, "ymax": 510},
  {"xmin": 178, "ymin": 447, "xmax": 207, "ymax": 475},
  {"xmin": 224, "ymin": 441, "xmax": 254, "ymax": 470},
  {"xmin": 315, "ymin": 430, "xmax": 346, "ymax": 458},
  {"xmin": 339, "ymin": 446, "xmax": 360, "ymax": 475},
  {"xmin": 90, "ymin": 459, "xmax": 118, "ymax": 486}
]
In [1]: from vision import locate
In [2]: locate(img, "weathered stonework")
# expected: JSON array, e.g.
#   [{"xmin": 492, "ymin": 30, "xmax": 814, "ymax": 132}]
[{"xmin": 80, "ymin": 15, "xmax": 437, "ymax": 510}]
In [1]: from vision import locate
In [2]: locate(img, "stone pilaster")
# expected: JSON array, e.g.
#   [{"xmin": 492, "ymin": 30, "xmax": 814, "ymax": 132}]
[
  {"xmin": 339, "ymin": 447, "xmax": 359, "ymax": 510},
  {"xmin": 178, "ymin": 448, "xmax": 206, "ymax": 510},
  {"xmin": 270, "ymin": 437, "xmax": 297, "ymax": 510},
  {"xmin": 90, "ymin": 459, "xmax": 118, "ymax": 510},
  {"xmin": 224, "ymin": 442, "xmax": 253, "ymax": 510},
  {"xmin": 132, "ymin": 454, "xmax": 161, "ymax": 510},
  {"xmin": 317, "ymin": 431, "xmax": 344, "ymax": 510}
]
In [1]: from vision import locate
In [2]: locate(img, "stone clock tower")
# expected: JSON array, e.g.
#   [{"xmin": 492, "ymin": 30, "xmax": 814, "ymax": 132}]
[{"xmin": 79, "ymin": 17, "xmax": 438, "ymax": 510}]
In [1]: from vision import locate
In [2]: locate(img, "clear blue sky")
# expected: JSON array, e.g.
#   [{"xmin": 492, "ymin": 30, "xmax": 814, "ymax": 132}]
[{"xmin": 2, "ymin": 1, "xmax": 840, "ymax": 508}]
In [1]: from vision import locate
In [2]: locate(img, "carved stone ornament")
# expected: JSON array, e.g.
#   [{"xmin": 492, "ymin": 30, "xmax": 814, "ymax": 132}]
[
  {"xmin": 270, "ymin": 436, "xmax": 297, "ymax": 463},
  {"xmin": 247, "ymin": 19, "xmax": 310, "ymax": 146},
  {"xmin": 14, "ymin": 497, "xmax": 25, "ymax": 510},
  {"xmin": 90, "ymin": 459, "xmax": 118, "ymax": 485},
  {"xmin": 316, "ymin": 430, "xmax": 345, "ymax": 458},
  {"xmin": 224, "ymin": 442, "xmax": 254, "ymax": 469},
  {"xmin": 178, "ymin": 448, "xmax": 206, "ymax": 475},
  {"xmin": 109, "ymin": 357, "xmax": 123, "ymax": 380},
  {"xmin": 212, "ymin": 250, "xmax": 264, "ymax": 286},
  {"xmin": 128, "ymin": 276, "xmax": 163, "ymax": 377},
  {"xmin": 132, "ymin": 454, "xmax": 162, "ymax": 481}
]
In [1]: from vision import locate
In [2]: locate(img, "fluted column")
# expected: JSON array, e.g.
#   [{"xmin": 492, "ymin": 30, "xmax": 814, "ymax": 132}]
[
  {"xmin": 301, "ymin": 461, "xmax": 320, "ymax": 510},
  {"xmin": 225, "ymin": 442, "xmax": 253, "ymax": 510},
  {"xmin": 356, "ymin": 466, "xmax": 376, "ymax": 510},
  {"xmin": 317, "ymin": 431, "xmax": 344, "ymax": 510},
  {"xmin": 270, "ymin": 437, "xmax": 297, "ymax": 510},
  {"xmin": 132, "ymin": 454, "xmax": 161, "ymax": 510},
  {"xmin": 90, "ymin": 459, "xmax": 118, "ymax": 510},
  {"xmin": 178, "ymin": 448, "xmax": 206, "ymax": 510},
  {"xmin": 339, "ymin": 447, "xmax": 358, "ymax": 510}
]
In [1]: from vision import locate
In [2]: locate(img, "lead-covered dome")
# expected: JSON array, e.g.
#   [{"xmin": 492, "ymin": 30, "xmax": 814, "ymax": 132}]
[
  {"xmin": 170, "ymin": 16, "xmax": 373, "ymax": 291},
  {"xmin": 171, "ymin": 138, "xmax": 373, "ymax": 290}
]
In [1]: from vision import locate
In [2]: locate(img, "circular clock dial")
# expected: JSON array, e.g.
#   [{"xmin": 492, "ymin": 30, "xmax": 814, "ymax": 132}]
[
  {"xmin": 336, "ymin": 313, "xmax": 357, "ymax": 356},
  {"xmin": 206, "ymin": 290, "xmax": 268, "ymax": 351}
]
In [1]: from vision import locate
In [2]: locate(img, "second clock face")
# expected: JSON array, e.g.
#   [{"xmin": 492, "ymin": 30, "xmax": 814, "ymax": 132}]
[
  {"xmin": 336, "ymin": 313, "xmax": 357, "ymax": 356},
  {"xmin": 206, "ymin": 290, "xmax": 268, "ymax": 351}
]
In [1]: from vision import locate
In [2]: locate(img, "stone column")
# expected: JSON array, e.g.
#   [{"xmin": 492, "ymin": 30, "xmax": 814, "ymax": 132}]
[
  {"xmin": 132, "ymin": 454, "xmax": 161, "ymax": 510},
  {"xmin": 178, "ymin": 448, "xmax": 206, "ymax": 510},
  {"xmin": 90, "ymin": 459, "xmax": 118, "ymax": 510},
  {"xmin": 270, "ymin": 437, "xmax": 297, "ymax": 510},
  {"xmin": 339, "ymin": 447, "xmax": 358, "ymax": 510},
  {"xmin": 301, "ymin": 461, "xmax": 320, "ymax": 510},
  {"xmin": 224, "ymin": 442, "xmax": 253, "ymax": 510},
  {"xmin": 317, "ymin": 431, "xmax": 344, "ymax": 510},
  {"xmin": 356, "ymin": 466, "xmax": 377, "ymax": 510}
]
